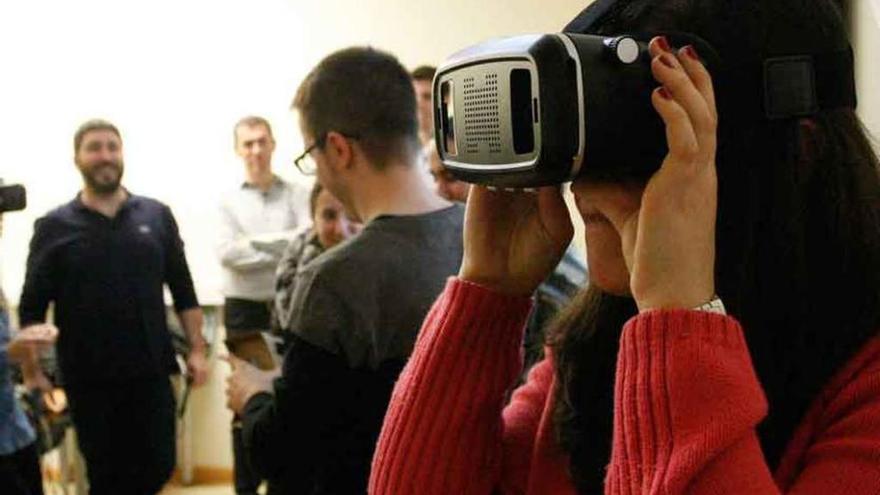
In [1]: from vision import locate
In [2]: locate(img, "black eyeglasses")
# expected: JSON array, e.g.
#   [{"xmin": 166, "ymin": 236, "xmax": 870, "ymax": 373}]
[
  {"xmin": 293, "ymin": 135, "xmax": 327, "ymax": 176},
  {"xmin": 293, "ymin": 132, "xmax": 360, "ymax": 176}
]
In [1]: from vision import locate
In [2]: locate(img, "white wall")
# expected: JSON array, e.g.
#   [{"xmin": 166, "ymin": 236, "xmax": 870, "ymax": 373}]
[
  {"xmin": 854, "ymin": 0, "xmax": 880, "ymax": 144},
  {"xmin": 0, "ymin": 0, "xmax": 593, "ymax": 471}
]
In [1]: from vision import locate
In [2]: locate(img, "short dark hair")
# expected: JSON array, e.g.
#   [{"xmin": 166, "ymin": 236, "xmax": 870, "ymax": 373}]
[
  {"xmin": 292, "ymin": 47, "xmax": 419, "ymax": 169},
  {"xmin": 234, "ymin": 116, "xmax": 274, "ymax": 145},
  {"xmin": 74, "ymin": 119, "xmax": 121, "ymax": 154},
  {"xmin": 411, "ymin": 65, "xmax": 436, "ymax": 82}
]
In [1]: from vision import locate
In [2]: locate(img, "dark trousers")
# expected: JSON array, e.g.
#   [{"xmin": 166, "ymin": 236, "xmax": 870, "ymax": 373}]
[
  {"xmin": 232, "ymin": 423, "xmax": 261, "ymax": 495},
  {"xmin": 0, "ymin": 441, "xmax": 44, "ymax": 495},
  {"xmin": 66, "ymin": 377, "xmax": 175, "ymax": 495},
  {"xmin": 224, "ymin": 297, "xmax": 271, "ymax": 495}
]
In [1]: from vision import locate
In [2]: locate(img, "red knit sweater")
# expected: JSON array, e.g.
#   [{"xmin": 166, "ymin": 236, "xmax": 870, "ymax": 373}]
[{"xmin": 370, "ymin": 279, "xmax": 880, "ymax": 494}]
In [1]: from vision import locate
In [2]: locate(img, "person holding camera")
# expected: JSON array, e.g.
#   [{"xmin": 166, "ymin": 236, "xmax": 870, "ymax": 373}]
[
  {"xmin": 0, "ymin": 310, "xmax": 56, "ymax": 495},
  {"xmin": 371, "ymin": 1, "xmax": 880, "ymax": 494},
  {"xmin": 1, "ymin": 205, "xmax": 58, "ymax": 495}
]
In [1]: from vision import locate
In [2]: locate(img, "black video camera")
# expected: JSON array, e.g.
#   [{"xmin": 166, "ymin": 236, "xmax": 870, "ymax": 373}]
[{"xmin": 0, "ymin": 183, "xmax": 27, "ymax": 213}]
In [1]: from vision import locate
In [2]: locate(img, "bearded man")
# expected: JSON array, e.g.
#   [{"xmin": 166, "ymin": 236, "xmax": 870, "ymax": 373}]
[{"xmin": 18, "ymin": 119, "xmax": 208, "ymax": 494}]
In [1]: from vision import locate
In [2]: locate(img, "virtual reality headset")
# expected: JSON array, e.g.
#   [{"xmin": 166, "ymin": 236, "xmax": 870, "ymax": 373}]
[{"xmin": 433, "ymin": 0, "xmax": 857, "ymax": 189}]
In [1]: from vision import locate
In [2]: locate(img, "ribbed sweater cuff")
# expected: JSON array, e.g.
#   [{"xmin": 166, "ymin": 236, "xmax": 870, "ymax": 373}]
[
  {"xmin": 609, "ymin": 309, "xmax": 768, "ymax": 494},
  {"xmin": 430, "ymin": 277, "xmax": 535, "ymax": 352},
  {"xmin": 401, "ymin": 277, "xmax": 535, "ymax": 423}
]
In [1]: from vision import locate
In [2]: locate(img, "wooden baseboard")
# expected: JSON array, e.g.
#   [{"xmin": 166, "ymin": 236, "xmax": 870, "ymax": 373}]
[
  {"xmin": 43, "ymin": 465, "xmax": 234, "ymax": 486},
  {"xmin": 171, "ymin": 466, "xmax": 234, "ymax": 485}
]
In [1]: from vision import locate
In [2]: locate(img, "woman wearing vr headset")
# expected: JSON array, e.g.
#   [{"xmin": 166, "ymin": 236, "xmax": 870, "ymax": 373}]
[{"xmin": 371, "ymin": 0, "xmax": 880, "ymax": 494}]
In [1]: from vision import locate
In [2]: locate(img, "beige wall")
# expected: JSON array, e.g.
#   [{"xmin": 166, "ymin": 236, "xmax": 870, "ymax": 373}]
[
  {"xmin": 853, "ymin": 0, "xmax": 880, "ymax": 145},
  {"xmin": 0, "ymin": 0, "xmax": 592, "ymax": 308}
]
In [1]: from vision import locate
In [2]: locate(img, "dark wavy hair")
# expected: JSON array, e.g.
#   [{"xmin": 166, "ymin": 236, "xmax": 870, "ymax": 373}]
[{"xmin": 548, "ymin": 1, "xmax": 880, "ymax": 492}]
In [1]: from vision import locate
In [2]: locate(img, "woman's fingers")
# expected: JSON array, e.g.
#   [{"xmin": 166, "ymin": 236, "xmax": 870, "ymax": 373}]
[
  {"xmin": 460, "ymin": 185, "xmax": 572, "ymax": 295},
  {"xmin": 676, "ymin": 45, "xmax": 717, "ymax": 121},
  {"xmin": 650, "ymin": 86, "xmax": 700, "ymax": 169},
  {"xmin": 648, "ymin": 37, "xmax": 717, "ymax": 167}
]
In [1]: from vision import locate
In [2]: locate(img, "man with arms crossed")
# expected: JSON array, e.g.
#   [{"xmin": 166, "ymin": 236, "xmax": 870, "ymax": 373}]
[{"xmin": 218, "ymin": 116, "xmax": 309, "ymax": 495}]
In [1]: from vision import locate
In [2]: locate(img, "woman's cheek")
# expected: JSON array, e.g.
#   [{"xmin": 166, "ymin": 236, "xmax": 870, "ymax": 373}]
[{"xmin": 584, "ymin": 221, "xmax": 631, "ymax": 296}]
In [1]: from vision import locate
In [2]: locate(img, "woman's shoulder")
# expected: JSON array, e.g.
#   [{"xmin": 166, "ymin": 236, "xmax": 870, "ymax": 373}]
[{"xmin": 817, "ymin": 334, "xmax": 880, "ymax": 412}]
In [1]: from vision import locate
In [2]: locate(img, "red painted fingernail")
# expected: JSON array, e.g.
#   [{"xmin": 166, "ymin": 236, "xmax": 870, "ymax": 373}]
[
  {"xmin": 658, "ymin": 87, "xmax": 672, "ymax": 100},
  {"xmin": 682, "ymin": 45, "xmax": 700, "ymax": 61},
  {"xmin": 655, "ymin": 36, "xmax": 672, "ymax": 52},
  {"xmin": 659, "ymin": 53, "xmax": 676, "ymax": 69}
]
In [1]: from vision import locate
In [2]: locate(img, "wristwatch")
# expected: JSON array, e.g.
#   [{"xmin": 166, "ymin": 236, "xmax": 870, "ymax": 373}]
[{"xmin": 693, "ymin": 296, "xmax": 726, "ymax": 315}]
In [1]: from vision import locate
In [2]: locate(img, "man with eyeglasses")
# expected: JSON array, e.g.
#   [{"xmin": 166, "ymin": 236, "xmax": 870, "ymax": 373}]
[
  {"xmin": 217, "ymin": 116, "xmax": 310, "ymax": 495},
  {"xmin": 225, "ymin": 47, "xmax": 464, "ymax": 494}
]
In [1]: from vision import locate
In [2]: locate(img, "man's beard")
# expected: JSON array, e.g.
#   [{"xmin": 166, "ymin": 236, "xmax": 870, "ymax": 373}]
[{"xmin": 81, "ymin": 161, "xmax": 124, "ymax": 195}]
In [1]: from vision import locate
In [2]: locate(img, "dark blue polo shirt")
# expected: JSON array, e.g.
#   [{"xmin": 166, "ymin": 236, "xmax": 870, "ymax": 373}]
[{"xmin": 18, "ymin": 193, "xmax": 199, "ymax": 385}]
